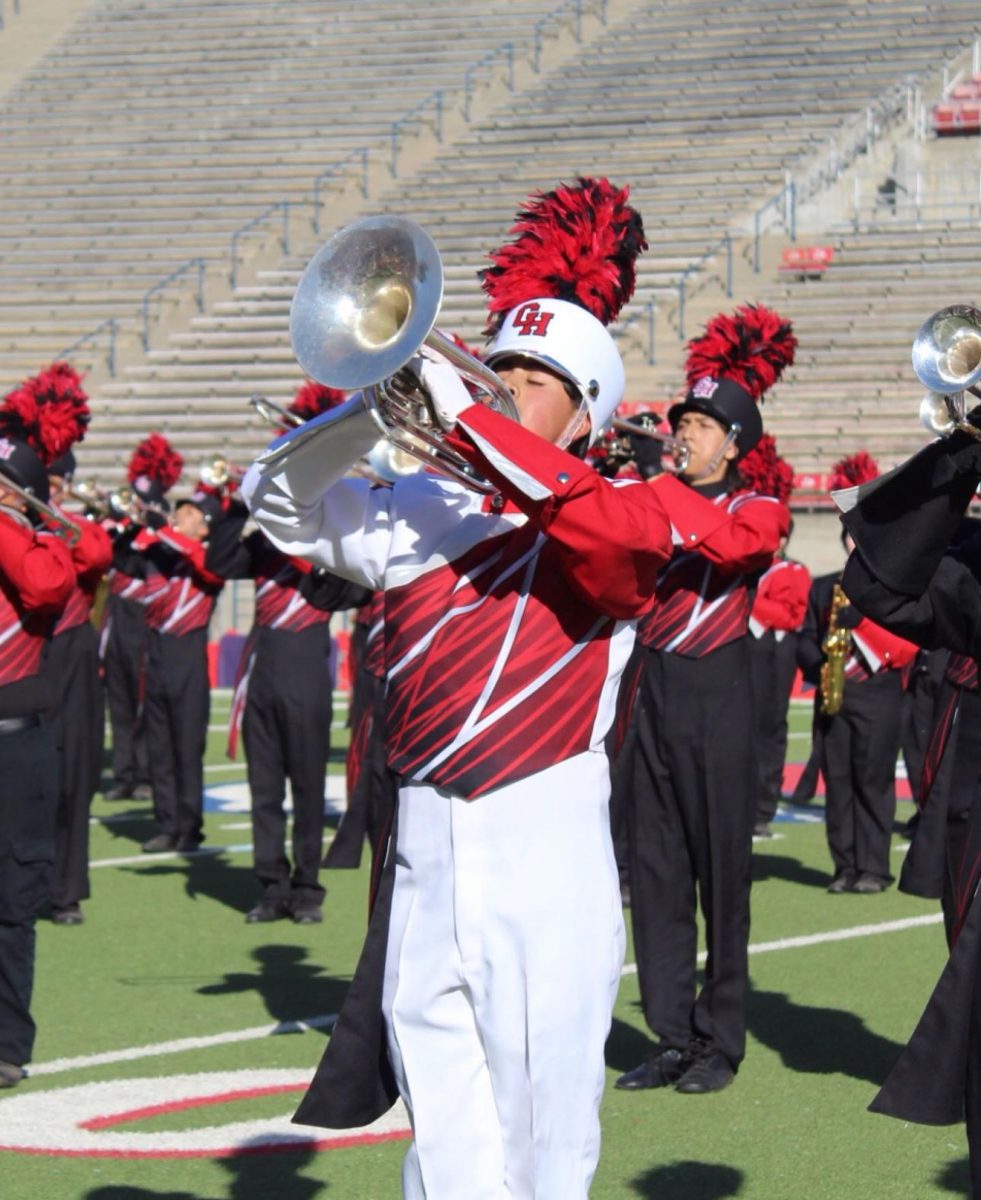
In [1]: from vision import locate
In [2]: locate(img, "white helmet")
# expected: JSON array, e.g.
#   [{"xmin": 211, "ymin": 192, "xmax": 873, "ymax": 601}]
[{"xmin": 484, "ymin": 298, "xmax": 624, "ymax": 448}]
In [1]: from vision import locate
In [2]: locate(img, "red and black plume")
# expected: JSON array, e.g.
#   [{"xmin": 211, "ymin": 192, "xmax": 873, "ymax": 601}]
[
  {"xmin": 481, "ymin": 176, "xmax": 647, "ymax": 334},
  {"xmin": 0, "ymin": 362, "xmax": 90, "ymax": 465},
  {"xmin": 738, "ymin": 433, "xmax": 795, "ymax": 502},
  {"xmin": 288, "ymin": 380, "xmax": 347, "ymax": 427},
  {"xmin": 128, "ymin": 432, "xmax": 184, "ymax": 491},
  {"xmin": 685, "ymin": 304, "xmax": 797, "ymax": 400},
  {"xmin": 829, "ymin": 451, "xmax": 879, "ymax": 492}
]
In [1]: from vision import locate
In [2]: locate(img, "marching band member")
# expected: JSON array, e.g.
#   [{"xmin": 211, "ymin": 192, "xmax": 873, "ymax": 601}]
[
  {"xmin": 0, "ymin": 395, "xmax": 75, "ymax": 1087},
  {"xmin": 741, "ymin": 438, "xmax": 810, "ymax": 837},
  {"xmin": 209, "ymin": 381, "xmax": 370, "ymax": 925},
  {"xmin": 836, "ymin": 411, "xmax": 981, "ymax": 1192},
  {"xmin": 115, "ymin": 488, "xmax": 228, "ymax": 853},
  {"xmin": 617, "ymin": 305, "xmax": 794, "ymax": 1096},
  {"xmin": 102, "ymin": 434, "xmax": 183, "ymax": 803},
  {"xmin": 243, "ymin": 179, "xmax": 676, "ymax": 1199},
  {"xmin": 797, "ymin": 455, "xmax": 917, "ymax": 895},
  {"xmin": 33, "ymin": 367, "xmax": 114, "ymax": 926}
]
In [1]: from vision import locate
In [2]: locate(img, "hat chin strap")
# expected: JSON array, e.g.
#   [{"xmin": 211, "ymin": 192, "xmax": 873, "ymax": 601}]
[{"xmin": 682, "ymin": 423, "xmax": 741, "ymax": 482}]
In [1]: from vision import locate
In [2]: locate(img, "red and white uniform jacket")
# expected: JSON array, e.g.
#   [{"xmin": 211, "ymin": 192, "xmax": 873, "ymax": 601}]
[
  {"xmin": 0, "ymin": 512, "xmax": 74, "ymax": 714},
  {"xmin": 749, "ymin": 557, "xmax": 811, "ymax": 641},
  {"xmin": 51, "ymin": 509, "xmax": 113, "ymax": 637},
  {"xmin": 636, "ymin": 476, "xmax": 791, "ymax": 657},
  {"xmin": 242, "ymin": 397, "xmax": 680, "ymax": 799},
  {"xmin": 132, "ymin": 526, "xmax": 223, "ymax": 636}
]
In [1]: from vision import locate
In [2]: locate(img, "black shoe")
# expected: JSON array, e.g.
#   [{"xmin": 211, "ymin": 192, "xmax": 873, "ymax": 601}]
[
  {"xmin": 52, "ymin": 904, "xmax": 84, "ymax": 926},
  {"xmin": 174, "ymin": 836, "xmax": 204, "ymax": 853},
  {"xmin": 245, "ymin": 900, "xmax": 292, "ymax": 924},
  {"xmin": 132, "ymin": 784, "xmax": 153, "ymax": 803},
  {"xmin": 852, "ymin": 872, "xmax": 890, "ymax": 894},
  {"xmin": 291, "ymin": 902, "xmax": 324, "ymax": 925},
  {"xmin": 104, "ymin": 785, "xmax": 131, "ymax": 802},
  {"xmin": 753, "ymin": 822, "xmax": 773, "ymax": 839},
  {"xmin": 0, "ymin": 1061, "xmax": 25, "ymax": 1088},
  {"xmin": 615, "ymin": 1045, "xmax": 691, "ymax": 1090},
  {"xmin": 827, "ymin": 870, "xmax": 857, "ymax": 894},
  {"xmin": 675, "ymin": 1050, "xmax": 735, "ymax": 1094},
  {"xmin": 142, "ymin": 833, "xmax": 179, "ymax": 853}
]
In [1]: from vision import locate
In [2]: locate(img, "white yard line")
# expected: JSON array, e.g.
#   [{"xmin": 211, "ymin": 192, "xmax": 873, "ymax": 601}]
[
  {"xmin": 619, "ymin": 912, "xmax": 944, "ymax": 975},
  {"xmin": 29, "ymin": 1016, "xmax": 338, "ymax": 1079}
]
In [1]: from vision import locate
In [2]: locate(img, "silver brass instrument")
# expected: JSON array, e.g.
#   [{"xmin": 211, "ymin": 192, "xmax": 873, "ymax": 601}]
[
  {"xmin": 67, "ymin": 479, "xmax": 144, "ymax": 523},
  {"xmin": 199, "ymin": 455, "xmax": 245, "ymax": 490},
  {"xmin": 0, "ymin": 472, "xmax": 81, "ymax": 544},
  {"xmin": 288, "ymin": 216, "xmax": 519, "ymax": 495},
  {"xmin": 610, "ymin": 415, "xmax": 691, "ymax": 474},
  {"xmin": 250, "ymin": 394, "xmax": 301, "ymax": 430},
  {"xmin": 912, "ymin": 304, "xmax": 981, "ymax": 441}
]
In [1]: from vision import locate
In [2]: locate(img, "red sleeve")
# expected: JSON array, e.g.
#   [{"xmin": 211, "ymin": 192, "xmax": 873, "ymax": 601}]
[
  {"xmin": 752, "ymin": 562, "xmax": 812, "ymax": 631},
  {"xmin": 647, "ymin": 475, "xmax": 790, "ymax": 574},
  {"xmin": 0, "ymin": 516, "xmax": 75, "ymax": 611},
  {"xmin": 65, "ymin": 514, "xmax": 113, "ymax": 578},
  {"xmin": 852, "ymin": 617, "xmax": 919, "ymax": 672},
  {"xmin": 447, "ymin": 405, "xmax": 674, "ymax": 618},
  {"xmin": 154, "ymin": 527, "xmax": 225, "ymax": 588}
]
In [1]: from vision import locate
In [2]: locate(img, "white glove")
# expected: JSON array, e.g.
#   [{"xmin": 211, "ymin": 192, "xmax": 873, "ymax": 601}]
[{"xmin": 412, "ymin": 350, "xmax": 473, "ymax": 432}]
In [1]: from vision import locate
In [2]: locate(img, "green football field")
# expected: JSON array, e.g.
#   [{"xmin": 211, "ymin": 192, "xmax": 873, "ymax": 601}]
[{"xmin": 0, "ymin": 696, "xmax": 969, "ymax": 1199}]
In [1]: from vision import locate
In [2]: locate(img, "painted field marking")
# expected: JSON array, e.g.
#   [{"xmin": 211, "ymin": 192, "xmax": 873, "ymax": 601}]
[
  {"xmin": 0, "ymin": 1069, "xmax": 412, "ymax": 1157},
  {"xmin": 31, "ymin": 1015, "xmax": 338, "ymax": 1078},
  {"xmin": 620, "ymin": 911, "xmax": 944, "ymax": 976}
]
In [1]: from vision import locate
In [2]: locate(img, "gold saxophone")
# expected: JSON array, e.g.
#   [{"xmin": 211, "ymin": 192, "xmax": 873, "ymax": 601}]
[{"xmin": 819, "ymin": 581, "xmax": 851, "ymax": 716}]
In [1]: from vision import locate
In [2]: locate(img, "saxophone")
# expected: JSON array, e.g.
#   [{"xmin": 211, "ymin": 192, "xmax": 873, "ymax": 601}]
[{"xmin": 819, "ymin": 581, "xmax": 851, "ymax": 716}]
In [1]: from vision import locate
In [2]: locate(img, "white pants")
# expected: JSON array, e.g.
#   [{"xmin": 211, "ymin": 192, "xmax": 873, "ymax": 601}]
[{"xmin": 382, "ymin": 752, "xmax": 625, "ymax": 1200}]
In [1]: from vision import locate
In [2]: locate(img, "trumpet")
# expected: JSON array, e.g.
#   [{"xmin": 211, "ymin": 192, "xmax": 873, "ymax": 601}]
[
  {"xmin": 199, "ymin": 455, "xmax": 245, "ymax": 490},
  {"xmin": 67, "ymin": 480, "xmax": 154, "ymax": 524},
  {"xmin": 287, "ymin": 215, "xmax": 519, "ymax": 495},
  {"xmin": 912, "ymin": 304, "xmax": 981, "ymax": 441},
  {"xmin": 249, "ymin": 394, "xmax": 301, "ymax": 430},
  {"xmin": 609, "ymin": 415, "xmax": 691, "ymax": 475},
  {"xmin": 0, "ymin": 471, "xmax": 81, "ymax": 545}
]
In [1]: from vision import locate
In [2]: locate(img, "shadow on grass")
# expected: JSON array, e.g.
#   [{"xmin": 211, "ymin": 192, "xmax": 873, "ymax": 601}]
[
  {"xmin": 630, "ymin": 1160, "xmax": 744, "ymax": 1198},
  {"xmin": 83, "ymin": 1143, "xmax": 328, "ymax": 1199},
  {"xmin": 127, "ymin": 847, "xmax": 258, "ymax": 916},
  {"xmin": 606, "ymin": 1014, "xmax": 663, "ymax": 1074},
  {"xmin": 751, "ymin": 852, "xmax": 830, "ymax": 890},
  {"xmin": 197, "ymin": 943, "xmax": 349, "ymax": 1032},
  {"xmin": 935, "ymin": 1155, "xmax": 971, "ymax": 1194},
  {"xmin": 747, "ymin": 987, "xmax": 904, "ymax": 1086}
]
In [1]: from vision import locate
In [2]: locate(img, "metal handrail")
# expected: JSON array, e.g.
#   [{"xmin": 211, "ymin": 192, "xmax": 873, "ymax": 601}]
[
  {"xmin": 230, "ymin": 202, "xmax": 290, "ymax": 289},
  {"xmin": 532, "ymin": 0, "xmax": 606, "ymax": 73},
  {"xmin": 142, "ymin": 257, "xmax": 205, "ymax": 351},
  {"xmin": 391, "ymin": 90, "xmax": 444, "ymax": 178},
  {"xmin": 58, "ymin": 319, "xmax": 119, "ymax": 378},
  {"xmin": 464, "ymin": 43, "xmax": 515, "ymax": 121},
  {"xmin": 312, "ymin": 148, "xmax": 369, "ymax": 234},
  {"xmin": 0, "ymin": 0, "xmax": 22, "ymax": 31},
  {"xmin": 752, "ymin": 184, "xmax": 796, "ymax": 274}
]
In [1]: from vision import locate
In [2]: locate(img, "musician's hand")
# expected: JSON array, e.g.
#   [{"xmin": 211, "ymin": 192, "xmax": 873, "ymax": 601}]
[
  {"xmin": 412, "ymin": 350, "xmax": 473, "ymax": 431},
  {"xmin": 836, "ymin": 603, "xmax": 862, "ymax": 629}
]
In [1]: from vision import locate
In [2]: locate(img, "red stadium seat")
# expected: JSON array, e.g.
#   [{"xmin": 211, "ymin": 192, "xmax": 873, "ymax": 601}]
[{"xmin": 777, "ymin": 245, "xmax": 834, "ymax": 280}]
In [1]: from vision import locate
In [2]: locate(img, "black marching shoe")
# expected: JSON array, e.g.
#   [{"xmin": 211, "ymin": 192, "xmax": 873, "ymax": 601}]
[
  {"xmin": 132, "ymin": 783, "xmax": 153, "ymax": 803},
  {"xmin": 675, "ymin": 1049, "xmax": 735, "ymax": 1094},
  {"xmin": 104, "ymin": 784, "xmax": 131, "ymax": 802},
  {"xmin": 291, "ymin": 902, "xmax": 324, "ymax": 925},
  {"xmin": 245, "ymin": 899, "xmax": 292, "ymax": 924},
  {"xmin": 52, "ymin": 904, "xmax": 84, "ymax": 926},
  {"xmin": 615, "ymin": 1044, "xmax": 691, "ymax": 1090},
  {"xmin": 142, "ymin": 833, "xmax": 179, "ymax": 853},
  {"xmin": 827, "ymin": 870, "xmax": 857, "ymax": 894},
  {"xmin": 852, "ymin": 872, "xmax": 890, "ymax": 894},
  {"xmin": 0, "ymin": 1061, "xmax": 25, "ymax": 1088}
]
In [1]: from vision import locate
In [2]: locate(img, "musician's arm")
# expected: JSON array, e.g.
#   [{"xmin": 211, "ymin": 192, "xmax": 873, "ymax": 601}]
[
  {"xmin": 840, "ymin": 426, "xmax": 981, "ymax": 658},
  {"xmin": 796, "ymin": 581, "xmax": 824, "ymax": 685},
  {"xmin": 241, "ymin": 395, "xmax": 392, "ymax": 591},
  {"xmin": 448, "ymin": 405, "xmax": 674, "ymax": 617}
]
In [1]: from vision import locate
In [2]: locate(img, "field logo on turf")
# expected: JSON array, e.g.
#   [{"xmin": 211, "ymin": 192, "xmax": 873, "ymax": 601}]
[{"xmin": 0, "ymin": 1070, "xmax": 411, "ymax": 1158}]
